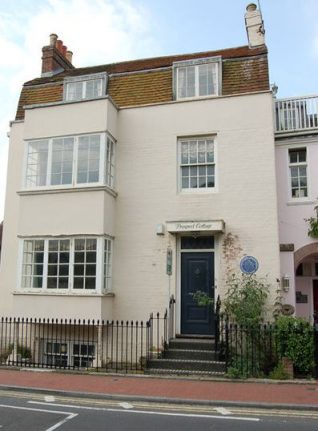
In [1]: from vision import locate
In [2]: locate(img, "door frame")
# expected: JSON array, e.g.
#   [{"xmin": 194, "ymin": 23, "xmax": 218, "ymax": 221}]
[{"xmin": 175, "ymin": 234, "xmax": 219, "ymax": 335}]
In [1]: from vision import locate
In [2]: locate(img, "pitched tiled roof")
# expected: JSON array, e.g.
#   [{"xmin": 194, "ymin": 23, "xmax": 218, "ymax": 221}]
[{"xmin": 15, "ymin": 45, "xmax": 269, "ymax": 119}]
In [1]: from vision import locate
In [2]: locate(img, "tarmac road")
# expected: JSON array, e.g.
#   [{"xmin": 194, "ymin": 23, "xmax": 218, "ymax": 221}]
[{"xmin": 0, "ymin": 389, "xmax": 318, "ymax": 431}]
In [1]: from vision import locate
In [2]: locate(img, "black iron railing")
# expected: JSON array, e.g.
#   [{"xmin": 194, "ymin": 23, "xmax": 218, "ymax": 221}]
[
  {"xmin": 146, "ymin": 295, "xmax": 175, "ymax": 361},
  {"xmin": 0, "ymin": 296, "xmax": 176, "ymax": 373},
  {"xmin": 214, "ymin": 310, "xmax": 317, "ymax": 378}
]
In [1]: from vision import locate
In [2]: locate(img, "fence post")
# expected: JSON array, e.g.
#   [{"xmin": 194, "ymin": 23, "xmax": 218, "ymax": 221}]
[
  {"xmin": 314, "ymin": 325, "xmax": 318, "ymax": 379},
  {"xmin": 225, "ymin": 316, "xmax": 229, "ymax": 371},
  {"xmin": 215, "ymin": 295, "xmax": 221, "ymax": 351}
]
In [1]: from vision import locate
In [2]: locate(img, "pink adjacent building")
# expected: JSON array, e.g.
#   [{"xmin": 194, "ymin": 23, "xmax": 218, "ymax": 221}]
[{"xmin": 275, "ymin": 94, "xmax": 318, "ymax": 323}]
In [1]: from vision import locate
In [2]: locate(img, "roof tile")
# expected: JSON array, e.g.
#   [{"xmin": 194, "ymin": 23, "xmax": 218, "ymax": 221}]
[{"xmin": 15, "ymin": 45, "xmax": 269, "ymax": 120}]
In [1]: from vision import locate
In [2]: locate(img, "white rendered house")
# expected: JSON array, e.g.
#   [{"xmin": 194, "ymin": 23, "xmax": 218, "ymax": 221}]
[{"xmin": 0, "ymin": 3, "xmax": 281, "ymax": 339}]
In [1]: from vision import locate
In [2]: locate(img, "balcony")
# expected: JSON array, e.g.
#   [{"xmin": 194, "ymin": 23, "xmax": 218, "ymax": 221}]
[{"xmin": 275, "ymin": 95, "xmax": 318, "ymax": 135}]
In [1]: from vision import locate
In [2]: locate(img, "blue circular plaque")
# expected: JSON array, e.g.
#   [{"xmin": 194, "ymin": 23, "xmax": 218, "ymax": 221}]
[{"xmin": 240, "ymin": 256, "xmax": 259, "ymax": 274}]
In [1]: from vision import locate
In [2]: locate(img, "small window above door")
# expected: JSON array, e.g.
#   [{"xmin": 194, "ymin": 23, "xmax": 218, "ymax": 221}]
[{"xmin": 181, "ymin": 236, "xmax": 214, "ymax": 250}]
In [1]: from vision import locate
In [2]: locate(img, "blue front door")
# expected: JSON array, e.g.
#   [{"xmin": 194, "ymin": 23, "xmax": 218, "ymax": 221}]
[{"xmin": 181, "ymin": 252, "xmax": 214, "ymax": 335}]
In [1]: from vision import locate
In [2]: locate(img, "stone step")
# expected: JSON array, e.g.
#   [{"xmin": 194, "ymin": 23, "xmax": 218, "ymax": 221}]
[
  {"xmin": 164, "ymin": 348, "xmax": 219, "ymax": 361},
  {"xmin": 145, "ymin": 368, "xmax": 225, "ymax": 377},
  {"xmin": 168, "ymin": 338, "xmax": 216, "ymax": 351},
  {"xmin": 147, "ymin": 358, "xmax": 226, "ymax": 373}
]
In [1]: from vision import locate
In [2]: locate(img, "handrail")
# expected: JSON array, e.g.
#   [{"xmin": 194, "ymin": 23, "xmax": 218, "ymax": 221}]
[{"xmin": 275, "ymin": 95, "xmax": 318, "ymax": 133}]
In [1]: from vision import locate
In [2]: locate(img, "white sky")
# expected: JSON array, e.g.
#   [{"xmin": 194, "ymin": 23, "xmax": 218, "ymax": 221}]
[{"xmin": 0, "ymin": 0, "xmax": 318, "ymax": 220}]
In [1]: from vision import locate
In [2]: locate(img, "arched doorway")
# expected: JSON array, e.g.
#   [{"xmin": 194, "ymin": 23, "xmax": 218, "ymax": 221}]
[{"xmin": 294, "ymin": 243, "xmax": 318, "ymax": 323}]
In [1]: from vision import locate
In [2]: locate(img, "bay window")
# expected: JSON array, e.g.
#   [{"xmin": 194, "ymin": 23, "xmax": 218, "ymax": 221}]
[
  {"xmin": 24, "ymin": 133, "xmax": 115, "ymax": 189},
  {"xmin": 20, "ymin": 237, "xmax": 113, "ymax": 293}
]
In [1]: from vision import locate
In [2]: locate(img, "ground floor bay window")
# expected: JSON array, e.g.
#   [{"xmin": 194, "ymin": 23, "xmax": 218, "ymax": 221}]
[{"xmin": 20, "ymin": 236, "xmax": 113, "ymax": 294}]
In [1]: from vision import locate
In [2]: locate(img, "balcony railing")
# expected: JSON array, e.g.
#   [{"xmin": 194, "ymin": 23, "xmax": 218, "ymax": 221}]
[{"xmin": 275, "ymin": 95, "xmax": 318, "ymax": 134}]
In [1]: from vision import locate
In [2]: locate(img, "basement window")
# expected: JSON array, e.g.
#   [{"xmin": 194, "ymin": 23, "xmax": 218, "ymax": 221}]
[
  {"xmin": 64, "ymin": 72, "xmax": 107, "ymax": 102},
  {"xmin": 173, "ymin": 57, "xmax": 221, "ymax": 100}
]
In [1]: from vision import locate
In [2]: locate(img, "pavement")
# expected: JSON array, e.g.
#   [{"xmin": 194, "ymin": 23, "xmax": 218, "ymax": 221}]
[{"xmin": 0, "ymin": 368, "xmax": 317, "ymax": 410}]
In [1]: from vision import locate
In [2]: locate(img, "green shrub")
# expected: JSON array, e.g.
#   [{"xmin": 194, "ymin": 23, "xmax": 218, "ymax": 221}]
[
  {"xmin": 269, "ymin": 362, "xmax": 290, "ymax": 380},
  {"xmin": 192, "ymin": 290, "xmax": 214, "ymax": 307},
  {"xmin": 223, "ymin": 273, "xmax": 269, "ymax": 327},
  {"xmin": 275, "ymin": 316, "xmax": 314, "ymax": 375},
  {"xmin": 226, "ymin": 366, "xmax": 243, "ymax": 379}
]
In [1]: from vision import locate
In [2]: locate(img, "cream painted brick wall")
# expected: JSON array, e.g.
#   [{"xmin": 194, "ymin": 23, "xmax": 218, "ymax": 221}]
[
  {"xmin": 0, "ymin": 92, "xmax": 280, "ymax": 324},
  {"xmin": 113, "ymin": 93, "xmax": 280, "ymax": 321}
]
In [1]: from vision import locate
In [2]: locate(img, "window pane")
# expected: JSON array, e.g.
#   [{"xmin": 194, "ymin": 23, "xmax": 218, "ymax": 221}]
[
  {"xmin": 181, "ymin": 177, "xmax": 188, "ymax": 188},
  {"xmin": 206, "ymin": 140, "xmax": 214, "ymax": 162},
  {"xmin": 181, "ymin": 236, "xmax": 214, "ymax": 249},
  {"xmin": 26, "ymin": 141, "xmax": 49, "ymax": 187},
  {"xmin": 105, "ymin": 137, "xmax": 114, "ymax": 187},
  {"xmin": 75, "ymin": 239, "xmax": 85, "ymax": 250},
  {"xmin": 85, "ymin": 278, "xmax": 96, "ymax": 290},
  {"xmin": 77, "ymin": 135, "xmax": 100, "ymax": 184},
  {"xmin": 85, "ymin": 79, "xmax": 102, "ymax": 99},
  {"xmin": 47, "ymin": 239, "xmax": 70, "ymax": 289},
  {"xmin": 86, "ymin": 265, "xmax": 96, "ymax": 276},
  {"xmin": 298, "ymin": 150, "xmax": 306, "ymax": 162},
  {"xmin": 51, "ymin": 138, "xmax": 74, "ymax": 185},
  {"xmin": 22, "ymin": 240, "xmax": 44, "ymax": 288},
  {"xmin": 198, "ymin": 141, "xmax": 206, "ymax": 162},
  {"xmin": 181, "ymin": 142, "xmax": 189, "ymax": 164},
  {"xmin": 74, "ymin": 264, "xmax": 84, "ymax": 276},
  {"xmin": 189, "ymin": 142, "xmax": 197, "ymax": 163},
  {"xmin": 59, "ymin": 265, "xmax": 69, "ymax": 276},
  {"xmin": 177, "ymin": 68, "xmax": 187, "ymax": 98},
  {"xmin": 186, "ymin": 66, "xmax": 195, "ymax": 97},
  {"xmin": 190, "ymin": 177, "xmax": 197, "ymax": 188},
  {"xmin": 47, "ymin": 278, "xmax": 57, "ymax": 289},
  {"xmin": 66, "ymin": 82, "xmax": 83, "ymax": 101},
  {"xmin": 74, "ymin": 278, "xmax": 84, "ymax": 289},
  {"xmin": 199, "ymin": 64, "xmax": 210, "ymax": 96}
]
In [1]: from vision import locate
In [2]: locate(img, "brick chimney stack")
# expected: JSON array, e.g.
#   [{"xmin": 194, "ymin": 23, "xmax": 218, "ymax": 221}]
[
  {"xmin": 41, "ymin": 33, "xmax": 75, "ymax": 77},
  {"xmin": 245, "ymin": 3, "xmax": 265, "ymax": 48}
]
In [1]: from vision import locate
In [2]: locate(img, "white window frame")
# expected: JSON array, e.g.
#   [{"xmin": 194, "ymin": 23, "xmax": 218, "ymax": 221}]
[
  {"xmin": 288, "ymin": 147, "xmax": 309, "ymax": 200},
  {"xmin": 23, "ymin": 133, "xmax": 115, "ymax": 191},
  {"xmin": 18, "ymin": 236, "xmax": 113, "ymax": 294},
  {"xmin": 63, "ymin": 73, "xmax": 107, "ymax": 102},
  {"xmin": 173, "ymin": 56, "xmax": 222, "ymax": 100},
  {"xmin": 178, "ymin": 136, "xmax": 217, "ymax": 193}
]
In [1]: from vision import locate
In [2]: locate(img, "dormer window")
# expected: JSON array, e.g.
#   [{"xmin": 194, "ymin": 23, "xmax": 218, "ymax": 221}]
[
  {"xmin": 64, "ymin": 73, "xmax": 107, "ymax": 102},
  {"xmin": 173, "ymin": 57, "xmax": 221, "ymax": 100}
]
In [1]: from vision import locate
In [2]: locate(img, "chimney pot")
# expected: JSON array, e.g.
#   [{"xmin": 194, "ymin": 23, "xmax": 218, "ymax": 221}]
[
  {"xmin": 245, "ymin": 3, "xmax": 265, "ymax": 47},
  {"xmin": 246, "ymin": 3, "xmax": 257, "ymax": 12},
  {"xmin": 42, "ymin": 34, "xmax": 74, "ymax": 76},
  {"xmin": 66, "ymin": 50, "xmax": 73, "ymax": 63},
  {"xmin": 49, "ymin": 33, "xmax": 58, "ymax": 47},
  {"xmin": 56, "ymin": 40, "xmax": 63, "ymax": 52}
]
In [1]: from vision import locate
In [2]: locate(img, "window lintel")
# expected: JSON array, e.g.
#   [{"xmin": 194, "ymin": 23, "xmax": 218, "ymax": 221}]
[{"xmin": 172, "ymin": 55, "xmax": 222, "ymax": 69}]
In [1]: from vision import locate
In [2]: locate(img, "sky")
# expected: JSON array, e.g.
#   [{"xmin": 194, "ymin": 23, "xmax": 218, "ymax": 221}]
[{"xmin": 0, "ymin": 0, "xmax": 318, "ymax": 220}]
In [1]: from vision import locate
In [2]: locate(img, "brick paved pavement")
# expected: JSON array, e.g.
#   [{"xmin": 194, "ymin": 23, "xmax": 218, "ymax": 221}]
[{"xmin": 0, "ymin": 369, "xmax": 317, "ymax": 408}]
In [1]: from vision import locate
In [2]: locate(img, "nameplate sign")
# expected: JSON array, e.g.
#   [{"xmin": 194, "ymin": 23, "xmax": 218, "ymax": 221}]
[
  {"xmin": 280, "ymin": 244, "xmax": 295, "ymax": 252},
  {"xmin": 166, "ymin": 220, "xmax": 225, "ymax": 233}
]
